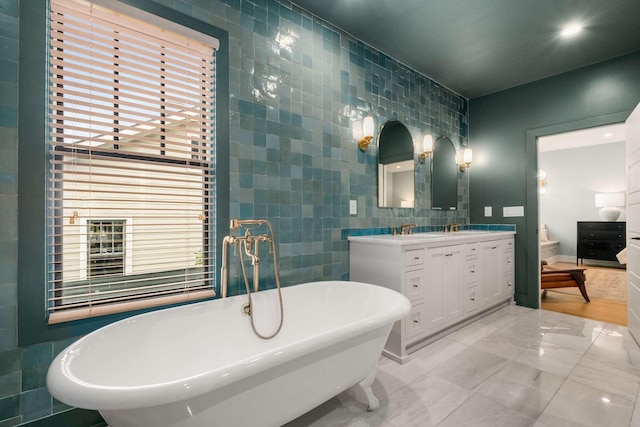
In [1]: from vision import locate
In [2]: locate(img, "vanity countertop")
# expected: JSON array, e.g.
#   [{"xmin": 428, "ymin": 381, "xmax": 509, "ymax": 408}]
[{"xmin": 348, "ymin": 230, "xmax": 515, "ymax": 246}]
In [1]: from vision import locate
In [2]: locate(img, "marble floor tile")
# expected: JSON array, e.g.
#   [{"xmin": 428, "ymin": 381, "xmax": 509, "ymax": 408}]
[
  {"xmin": 289, "ymin": 306, "xmax": 640, "ymax": 427},
  {"xmin": 630, "ymin": 386, "xmax": 640, "ymax": 427},
  {"xmin": 285, "ymin": 393, "xmax": 392, "ymax": 427},
  {"xmin": 536, "ymin": 379, "xmax": 634, "ymax": 427},
  {"xmin": 586, "ymin": 327, "xmax": 640, "ymax": 368},
  {"xmin": 568, "ymin": 355, "xmax": 640, "ymax": 401},
  {"xmin": 409, "ymin": 336, "xmax": 469, "ymax": 373},
  {"xmin": 539, "ymin": 323, "xmax": 600, "ymax": 352},
  {"xmin": 474, "ymin": 307, "xmax": 522, "ymax": 328},
  {"xmin": 470, "ymin": 331, "xmax": 530, "ymax": 360},
  {"xmin": 430, "ymin": 346, "xmax": 508, "ymax": 391},
  {"xmin": 476, "ymin": 360, "xmax": 564, "ymax": 419},
  {"xmin": 447, "ymin": 322, "xmax": 497, "ymax": 346},
  {"xmin": 557, "ymin": 315, "xmax": 606, "ymax": 332},
  {"xmin": 437, "ymin": 393, "xmax": 535, "ymax": 427},
  {"xmin": 378, "ymin": 374, "xmax": 471, "ymax": 427},
  {"xmin": 514, "ymin": 341, "xmax": 585, "ymax": 378}
]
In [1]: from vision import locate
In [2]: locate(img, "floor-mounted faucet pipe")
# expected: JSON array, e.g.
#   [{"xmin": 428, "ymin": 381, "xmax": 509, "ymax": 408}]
[
  {"xmin": 221, "ymin": 219, "xmax": 284, "ymax": 340},
  {"xmin": 220, "ymin": 235, "xmax": 237, "ymax": 299}
]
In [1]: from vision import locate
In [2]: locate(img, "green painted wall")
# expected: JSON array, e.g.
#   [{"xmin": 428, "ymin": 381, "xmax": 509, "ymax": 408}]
[{"xmin": 469, "ymin": 51, "xmax": 640, "ymax": 308}]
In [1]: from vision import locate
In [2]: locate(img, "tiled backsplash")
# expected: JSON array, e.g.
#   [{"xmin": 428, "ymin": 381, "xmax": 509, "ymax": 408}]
[{"xmin": 0, "ymin": 0, "xmax": 468, "ymax": 423}]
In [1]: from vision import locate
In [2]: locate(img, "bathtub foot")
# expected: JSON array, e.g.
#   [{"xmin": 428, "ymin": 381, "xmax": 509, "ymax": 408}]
[{"xmin": 359, "ymin": 367, "xmax": 379, "ymax": 411}]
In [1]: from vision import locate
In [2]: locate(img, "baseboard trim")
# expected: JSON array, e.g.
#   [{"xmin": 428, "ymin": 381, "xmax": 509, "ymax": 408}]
[{"xmin": 22, "ymin": 409, "xmax": 105, "ymax": 427}]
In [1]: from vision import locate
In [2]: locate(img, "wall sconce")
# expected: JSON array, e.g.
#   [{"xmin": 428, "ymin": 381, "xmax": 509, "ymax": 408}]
[
  {"xmin": 457, "ymin": 147, "xmax": 473, "ymax": 172},
  {"xmin": 538, "ymin": 170, "xmax": 547, "ymax": 194},
  {"xmin": 417, "ymin": 134, "xmax": 433, "ymax": 163},
  {"xmin": 595, "ymin": 192, "xmax": 625, "ymax": 221},
  {"xmin": 358, "ymin": 116, "xmax": 374, "ymax": 151}
]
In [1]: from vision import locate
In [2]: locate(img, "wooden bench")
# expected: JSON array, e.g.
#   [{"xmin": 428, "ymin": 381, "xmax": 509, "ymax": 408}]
[{"xmin": 541, "ymin": 261, "xmax": 590, "ymax": 303}]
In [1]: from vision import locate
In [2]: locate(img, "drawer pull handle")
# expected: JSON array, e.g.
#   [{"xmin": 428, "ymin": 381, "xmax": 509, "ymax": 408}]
[
  {"xmin": 445, "ymin": 253, "xmax": 453, "ymax": 257},
  {"xmin": 470, "ymin": 298, "xmax": 475, "ymax": 301},
  {"xmin": 633, "ymin": 237, "xmax": 640, "ymax": 241},
  {"xmin": 413, "ymin": 319, "xmax": 419, "ymax": 324},
  {"xmin": 413, "ymin": 284, "xmax": 419, "ymax": 288},
  {"xmin": 470, "ymin": 270, "xmax": 475, "ymax": 273}
]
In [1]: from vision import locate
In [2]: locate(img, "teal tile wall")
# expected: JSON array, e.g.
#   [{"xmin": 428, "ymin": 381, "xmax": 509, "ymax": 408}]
[{"xmin": 0, "ymin": 0, "xmax": 468, "ymax": 424}]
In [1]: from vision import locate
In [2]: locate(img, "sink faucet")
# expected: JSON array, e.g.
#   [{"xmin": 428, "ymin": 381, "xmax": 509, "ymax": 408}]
[
  {"xmin": 446, "ymin": 222, "xmax": 461, "ymax": 232},
  {"xmin": 400, "ymin": 223, "xmax": 417, "ymax": 235}
]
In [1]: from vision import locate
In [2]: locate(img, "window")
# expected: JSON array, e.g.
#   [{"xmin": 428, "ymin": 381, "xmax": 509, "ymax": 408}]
[
  {"xmin": 47, "ymin": 0, "xmax": 220, "ymax": 323},
  {"xmin": 87, "ymin": 219, "xmax": 126, "ymax": 277}
]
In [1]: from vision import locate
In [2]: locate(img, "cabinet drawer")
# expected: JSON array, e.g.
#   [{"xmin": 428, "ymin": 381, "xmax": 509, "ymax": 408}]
[
  {"xmin": 464, "ymin": 259, "xmax": 479, "ymax": 284},
  {"xmin": 504, "ymin": 276, "xmax": 514, "ymax": 295},
  {"xmin": 465, "ymin": 243, "xmax": 480, "ymax": 259},
  {"xmin": 504, "ymin": 250, "xmax": 514, "ymax": 272},
  {"xmin": 578, "ymin": 222, "xmax": 625, "ymax": 232},
  {"xmin": 464, "ymin": 285, "xmax": 479, "ymax": 314},
  {"xmin": 404, "ymin": 249, "xmax": 424, "ymax": 267},
  {"xmin": 577, "ymin": 248, "xmax": 620, "ymax": 261},
  {"xmin": 405, "ymin": 270, "xmax": 425, "ymax": 302},
  {"xmin": 503, "ymin": 240, "xmax": 514, "ymax": 252},
  {"xmin": 578, "ymin": 241, "xmax": 625, "ymax": 252},
  {"xmin": 405, "ymin": 303, "xmax": 425, "ymax": 340},
  {"xmin": 578, "ymin": 230, "xmax": 625, "ymax": 241}
]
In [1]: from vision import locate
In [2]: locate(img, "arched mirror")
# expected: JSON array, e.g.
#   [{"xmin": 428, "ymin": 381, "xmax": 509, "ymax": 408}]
[
  {"xmin": 377, "ymin": 120, "xmax": 415, "ymax": 208},
  {"xmin": 431, "ymin": 136, "xmax": 457, "ymax": 210}
]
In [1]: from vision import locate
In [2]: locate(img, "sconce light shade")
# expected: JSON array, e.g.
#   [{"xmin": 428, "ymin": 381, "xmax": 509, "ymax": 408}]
[
  {"xmin": 538, "ymin": 170, "xmax": 547, "ymax": 194},
  {"xmin": 595, "ymin": 192, "xmax": 625, "ymax": 221},
  {"xmin": 457, "ymin": 147, "xmax": 473, "ymax": 172},
  {"xmin": 417, "ymin": 134, "xmax": 433, "ymax": 163},
  {"xmin": 358, "ymin": 116, "xmax": 375, "ymax": 151}
]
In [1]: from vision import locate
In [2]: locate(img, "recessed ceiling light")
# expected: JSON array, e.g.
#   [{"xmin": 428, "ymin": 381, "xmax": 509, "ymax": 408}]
[
  {"xmin": 561, "ymin": 23, "xmax": 583, "ymax": 38},
  {"xmin": 603, "ymin": 133, "xmax": 613, "ymax": 137}
]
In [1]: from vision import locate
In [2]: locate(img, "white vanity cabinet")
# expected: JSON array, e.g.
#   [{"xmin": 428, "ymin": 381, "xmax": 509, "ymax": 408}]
[
  {"xmin": 481, "ymin": 241, "xmax": 503, "ymax": 305},
  {"xmin": 349, "ymin": 231, "xmax": 515, "ymax": 363},
  {"xmin": 424, "ymin": 245, "xmax": 464, "ymax": 331}
]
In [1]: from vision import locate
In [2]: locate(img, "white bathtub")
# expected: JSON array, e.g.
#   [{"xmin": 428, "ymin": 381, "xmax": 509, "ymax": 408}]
[{"xmin": 47, "ymin": 281, "xmax": 410, "ymax": 427}]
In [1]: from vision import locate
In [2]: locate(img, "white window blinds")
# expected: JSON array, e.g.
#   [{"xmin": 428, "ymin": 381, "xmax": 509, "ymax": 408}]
[{"xmin": 48, "ymin": 0, "xmax": 218, "ymax": 323}]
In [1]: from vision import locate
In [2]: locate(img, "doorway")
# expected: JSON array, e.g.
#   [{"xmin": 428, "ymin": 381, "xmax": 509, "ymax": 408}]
[{"xmin": 537, "ymin": 124, "xmax": 627, "ymax": 325}]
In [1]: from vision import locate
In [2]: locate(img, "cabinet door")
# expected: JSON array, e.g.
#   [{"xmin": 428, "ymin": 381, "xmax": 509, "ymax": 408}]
[
  {"xmin": 481, "ymin": 241, "xmax": 503, "ymax": 305},
  {"xmin": 425, "ymin": 245, "xmax": 463, "ymax": 331},
  {"xmin": 502, "ymin": 239, "xmax": 515, "ymax": 297}
]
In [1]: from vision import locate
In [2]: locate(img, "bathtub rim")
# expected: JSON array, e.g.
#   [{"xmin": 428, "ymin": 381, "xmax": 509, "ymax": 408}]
[{"xmin": 47, "ymin": 280, "xmax": 410, "ymax": 411}]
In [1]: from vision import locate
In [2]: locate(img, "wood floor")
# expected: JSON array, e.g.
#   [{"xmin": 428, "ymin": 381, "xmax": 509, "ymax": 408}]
[{"xmin": 541, "ymin": 290, "xmax": 627, "ymax": 326}]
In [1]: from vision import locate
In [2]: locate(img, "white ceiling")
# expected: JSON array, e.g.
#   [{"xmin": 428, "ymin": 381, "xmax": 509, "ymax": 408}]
[{"xmin": 538, "ymin": 123, "xmax": 626, "ymax": 153}]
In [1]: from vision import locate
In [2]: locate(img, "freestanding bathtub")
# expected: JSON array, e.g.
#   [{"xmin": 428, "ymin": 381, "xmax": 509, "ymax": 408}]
[{"xmin": 47, "ymin": 281, "xmax": 410, "ymax": 427}]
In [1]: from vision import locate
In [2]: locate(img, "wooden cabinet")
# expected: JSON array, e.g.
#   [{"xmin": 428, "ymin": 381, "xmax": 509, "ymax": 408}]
[
  {"xmin": 577, "ymin": 221, "xmax": 626, "ymax": 264},
  {"xmin": 349, "ymin": 231, "xmax": 515, "ymax": 363}
]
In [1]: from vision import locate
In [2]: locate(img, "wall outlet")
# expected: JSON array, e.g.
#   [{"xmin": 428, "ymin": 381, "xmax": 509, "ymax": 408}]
[
  {"xmin": 484, "ymin": 206, "xmax": 492, "ymax": 217},
  {"xmin": 349, "ymin": 199, "xmax": 357, "ymax": 215},
  {"xmin": 503, "ymin": 206, "xmax": 525, "ymax": 217}
]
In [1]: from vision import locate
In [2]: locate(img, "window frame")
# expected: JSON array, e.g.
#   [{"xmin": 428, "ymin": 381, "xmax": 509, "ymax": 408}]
[{"xmin": 18, "ymin": 0, "xmax": 229, "ymax": 347}]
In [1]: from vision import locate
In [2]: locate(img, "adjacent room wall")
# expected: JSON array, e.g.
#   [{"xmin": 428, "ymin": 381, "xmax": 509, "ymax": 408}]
[
  {"xmin": 469, "ymin": 51, "xmax": 640, "ymax": 309},
  {"xmin": 539, "ymin": 141, "xmax": 626, "ymax": 259}
]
